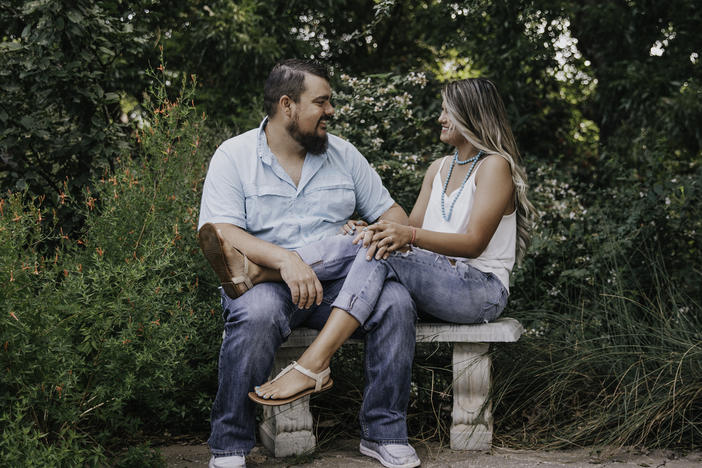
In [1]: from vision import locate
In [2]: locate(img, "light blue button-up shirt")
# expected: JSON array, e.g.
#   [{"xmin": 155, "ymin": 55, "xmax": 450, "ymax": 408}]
[{"xmin": 198, "ymin": 118, "xmax": 394, "ymax": 250}]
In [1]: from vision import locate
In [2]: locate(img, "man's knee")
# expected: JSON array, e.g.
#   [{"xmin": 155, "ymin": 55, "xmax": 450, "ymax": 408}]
[
  {"xmin": 221, "ymin": 283, "xmax": 292, "ymax": 334},
  {"xmin": 365, "ymin": 281, "xmax": 415, "ymax": 363},
  {"xmin": 298, "ymin": 233, "xmax": 360, "ymax": 265},
  {"xmin": 374, "ymin": 281, "xmax": 416, "ymax": 327}
]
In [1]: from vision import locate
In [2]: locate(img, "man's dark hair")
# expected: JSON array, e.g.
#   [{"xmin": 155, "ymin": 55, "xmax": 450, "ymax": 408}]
[{"xmin": 263, "ymin": 59, "xmax": 330, "ymax": 117}]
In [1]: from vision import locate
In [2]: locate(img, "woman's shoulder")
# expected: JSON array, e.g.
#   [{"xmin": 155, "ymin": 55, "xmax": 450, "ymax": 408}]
[
  {"xmin": 422, "ymin": 156, "xmax": 450, "ymax": 186},
  {"xmin": 476, "ymin": 153, "xmax": 511, "ymax": 177},
  {"xmin": 426, "ymin": 155, "xmax": 449, "ymax": 176}
]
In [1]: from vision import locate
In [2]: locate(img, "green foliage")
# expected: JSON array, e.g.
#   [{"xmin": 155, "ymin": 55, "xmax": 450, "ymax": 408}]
[
  {"xmin": 0, "ymin": 0, "xmax": 135, "ymax": 208},
  {"xmin": 495, "ymin": 256, "xmax": 701, "ymax": 449},
  {"xmin": 565, "ymin": 0, "xmax": 702, "ymax": 156},
  {"xmin": 161, "ymin": 0, "xmax": 403, "ymax": 129},
  {"xmin": 114, "ymin": 443, "xmax": 166, "ymax": 468},
  {"xmin": 1, "ymin": 407, "xmax": 104, "ymax": 468},
  {"xmin": 431, "ymin": 1, "xmax": 589, "ymax": 164},
  {"xmin": 3, "ymin": 0, "xmax": 700, "ymax": 201},
  {"xmin": 330, "ymin": 71, "xmax": 444, "ymax": 211},
  {"xmin": 1, "ymin": 68, "xmax": 222, "ymax": 462},
  {"xmin": 496, "ymin": 155, "xmax": 702, "ymax": 448}
]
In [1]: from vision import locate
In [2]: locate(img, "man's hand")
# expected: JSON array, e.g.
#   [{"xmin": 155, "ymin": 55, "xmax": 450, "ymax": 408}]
[
  {"xmin": 352, "ymin": 226, "xmax": 378, "ymax": 259},
  {"xmin": 355, "ymin": 202, "xmax": 409, "ymax": 260},
  {"xmin": 354, "ymin": 220, "xmax": 412, "ymax": 260},
  {"xmin": 278, "ymin": 251, "xmax": 324, "ymax": 309},
  {"xmin": 340, "ymin": 219, "xmax": 368, "ymax": 235}
]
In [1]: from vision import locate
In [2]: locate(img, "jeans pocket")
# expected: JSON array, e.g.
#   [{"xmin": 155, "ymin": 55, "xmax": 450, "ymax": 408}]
[{"xmin": 444, "ymin": 256, "xmax": 468, "ymax": 277}]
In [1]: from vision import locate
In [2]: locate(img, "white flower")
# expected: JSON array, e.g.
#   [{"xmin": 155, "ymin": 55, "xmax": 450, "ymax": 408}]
[{"xmin": 407, "ymin": 71, "xmax": 428, "ymax": 87}]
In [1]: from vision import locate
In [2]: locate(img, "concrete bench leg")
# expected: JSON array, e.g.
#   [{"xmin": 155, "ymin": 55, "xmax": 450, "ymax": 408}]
[
  {"xmin": 451, "ymin": 343, "xmax": 493, "ymax": 450},
  {"xmin": 259, "ymin": 346, "xmax": 316, "ymax": 457}
]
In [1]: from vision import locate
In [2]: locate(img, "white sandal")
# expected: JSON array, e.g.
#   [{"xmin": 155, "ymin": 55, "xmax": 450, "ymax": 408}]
[{"xmin": 248, "ymin": 361, "xmax": 333, "ymax": 406}]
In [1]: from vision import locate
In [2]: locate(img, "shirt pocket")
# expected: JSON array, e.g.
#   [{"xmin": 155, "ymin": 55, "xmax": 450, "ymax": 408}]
[
  {"xmin": 242, "ymin": 183, "xmax": 293, "ymax": 233},
  {"xmin": 304, "ymin": 178, "xmax": 356, "ymax": 222}
]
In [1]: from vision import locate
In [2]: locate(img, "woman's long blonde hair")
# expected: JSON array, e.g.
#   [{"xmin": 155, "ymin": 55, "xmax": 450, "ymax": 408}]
[{"xmin": 442, "ymin": 78, "xmax": 534, "ymax": 263}]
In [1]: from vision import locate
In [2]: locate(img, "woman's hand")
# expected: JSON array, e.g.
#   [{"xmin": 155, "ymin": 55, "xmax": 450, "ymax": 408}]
[
  {"xmin": 340, "ymin": 219, "xmax": 368, "ymax": 235},
  {"xmin": 361, "ymin": 220, "xmax": 412, "ymax": 260}
]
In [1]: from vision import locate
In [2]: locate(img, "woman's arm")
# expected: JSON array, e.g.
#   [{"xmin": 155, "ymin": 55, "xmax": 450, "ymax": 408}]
[
  {"xmin": 408, "ymin": 158, "xmax": 442, "ymax": 228},
  {"xmin": 368, "ymin": 155, "xmax": 514, "ymax": 259}
]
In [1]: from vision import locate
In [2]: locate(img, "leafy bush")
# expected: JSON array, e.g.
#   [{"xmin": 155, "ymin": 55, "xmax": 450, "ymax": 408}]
[
  {"xmin": 496, "ymin": 156, "xmax": 701, "ymax": 448},
  {"xmin": 113, "ymin": 443, "xmax": 165, "ymax": 468},
  {"xmin": 330, "ymin": 71, "xmax": 444, "ymax": 211},
  {"xmin": 1, "ymin": 68, "xmax": 224, "ymax": 463},
  {"xmin": 0, "ymin": 0, "xmax": 133, "ymax": 203}
]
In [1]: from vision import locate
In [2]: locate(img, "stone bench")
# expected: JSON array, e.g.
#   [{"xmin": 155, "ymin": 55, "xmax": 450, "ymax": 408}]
[{"xmin": 260, "ymin": 317, "xmax": 523, "ymax": 457}]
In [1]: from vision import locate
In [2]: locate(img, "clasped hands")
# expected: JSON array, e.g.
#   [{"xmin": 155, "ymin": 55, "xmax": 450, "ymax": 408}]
[
  {"xmin": 280, "ymin": 219, "xmax": 412, "ymax": 310},
  {"xmin": 348, "ymin": 219, "xmax": 412, "ymax": 260}
]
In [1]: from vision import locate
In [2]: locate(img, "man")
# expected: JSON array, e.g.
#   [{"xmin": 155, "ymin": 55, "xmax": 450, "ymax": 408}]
[{"xmin": 198, "ymin": 59, "xmax": 420, "ymax": 468}]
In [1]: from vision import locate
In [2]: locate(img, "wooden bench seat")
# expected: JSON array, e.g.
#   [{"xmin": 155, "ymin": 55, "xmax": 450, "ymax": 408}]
[{"xmin": 260, "ymin": 317, "xmax": 523, "ymax": 457}]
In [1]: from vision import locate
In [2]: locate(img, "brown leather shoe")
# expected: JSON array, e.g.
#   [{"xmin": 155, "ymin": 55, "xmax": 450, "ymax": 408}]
[{"xmin": 198, "ymin": 223, "xmax": 253, "ymax": 299}]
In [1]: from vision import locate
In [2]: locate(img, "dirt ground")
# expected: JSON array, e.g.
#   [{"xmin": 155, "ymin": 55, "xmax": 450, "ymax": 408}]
[{"xmin": 159, "ymin": 438, "xmax": 702, "ymax": 467}]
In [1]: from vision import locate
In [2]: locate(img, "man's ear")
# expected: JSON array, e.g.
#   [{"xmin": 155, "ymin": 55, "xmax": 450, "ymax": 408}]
[{"xmin": 279, "ymin": 95, "xmax": 294, "ymax": 117}]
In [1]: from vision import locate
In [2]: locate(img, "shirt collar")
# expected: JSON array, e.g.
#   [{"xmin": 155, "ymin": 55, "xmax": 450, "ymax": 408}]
[
  {"xmin": 256, "ymin": 116, "xmax": 274, "ymax": 166},
  {"xmin": 255, "ymin": 115, "xmax": 331, "ymax": 166}
]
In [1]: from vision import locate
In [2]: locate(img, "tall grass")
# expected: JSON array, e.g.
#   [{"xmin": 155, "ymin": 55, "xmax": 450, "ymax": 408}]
[{"xmin": 492, "ymin": 248, "xmax": 701, "ymax": 449}]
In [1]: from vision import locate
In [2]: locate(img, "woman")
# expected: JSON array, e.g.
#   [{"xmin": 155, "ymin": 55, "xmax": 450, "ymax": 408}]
[{"xmin": 200, "ymin": 78, "xmax": 533, "ymax": 406}]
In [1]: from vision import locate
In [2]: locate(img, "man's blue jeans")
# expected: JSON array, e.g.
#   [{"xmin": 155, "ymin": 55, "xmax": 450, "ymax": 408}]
[{"xmin": 208, "ymin": 236, "xmax": 416, "ymax": 456}]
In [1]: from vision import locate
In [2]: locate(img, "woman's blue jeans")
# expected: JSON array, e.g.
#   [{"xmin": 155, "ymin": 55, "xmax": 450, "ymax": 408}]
[
  {"xmin": 208, "ymin": 235, "xmax": 416, "ymax": 457},
  {"xmin": 297, "ymin": 234, "xmax": 508, "ymax": 326}
]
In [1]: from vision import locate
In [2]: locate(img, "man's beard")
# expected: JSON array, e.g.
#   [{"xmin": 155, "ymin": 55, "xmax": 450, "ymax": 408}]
[{"xmin": 286, "ymin": 114, "xmax": 329, "ymax": 155}]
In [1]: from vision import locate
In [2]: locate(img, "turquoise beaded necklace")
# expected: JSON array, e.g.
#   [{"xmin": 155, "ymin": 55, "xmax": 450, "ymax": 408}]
[{"xmin": 440, "ymin": 150, "xmax": 484, "ymax": 221}]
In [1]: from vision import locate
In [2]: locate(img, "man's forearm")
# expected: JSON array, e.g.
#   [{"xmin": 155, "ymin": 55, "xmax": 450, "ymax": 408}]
[
  {"xmin": 211, "ymin": 223, "xmax": 295, "ymax": 271},
  {"xmin": 377, "ymin": 203, "xmax": 409, "ymax": 225}
]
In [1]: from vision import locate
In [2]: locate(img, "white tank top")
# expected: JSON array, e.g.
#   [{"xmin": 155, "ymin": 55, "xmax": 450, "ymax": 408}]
[{"xmin": 421, "ymin": 156, "xmax": 516, "ymax": 291}]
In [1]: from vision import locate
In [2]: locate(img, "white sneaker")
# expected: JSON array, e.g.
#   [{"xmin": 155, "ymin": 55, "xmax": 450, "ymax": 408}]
[
  {"xmin": 209, "ymin": 455, "xmax": 246, "ymax": 468},
  {"xmin": 359, "ymin": 439, "xmax": 420, "ymax": 468}
]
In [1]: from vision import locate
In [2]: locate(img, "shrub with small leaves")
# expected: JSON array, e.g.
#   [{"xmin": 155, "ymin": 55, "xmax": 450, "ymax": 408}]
[
  {"xmin": 0, "ymin": 66, "xmax": 223, "ymax": 463},
  {"xmin": 330, "ymin": 71, "xmax": 445, "ymax": 211}
]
